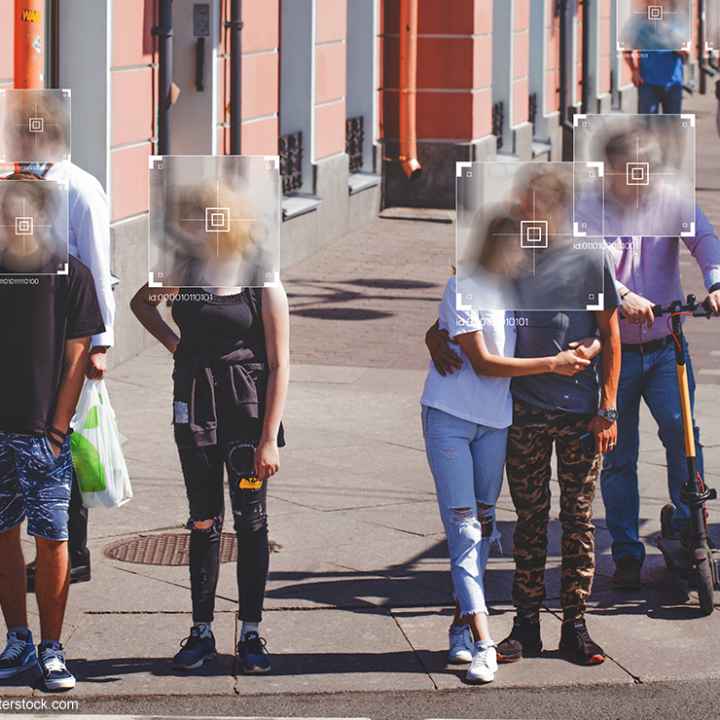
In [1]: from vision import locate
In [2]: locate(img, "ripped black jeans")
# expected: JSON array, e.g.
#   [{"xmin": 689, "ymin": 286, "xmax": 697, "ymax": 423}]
[{"xmin": 176, "ymin": 438, "xmax": 269, "ymax": 624}]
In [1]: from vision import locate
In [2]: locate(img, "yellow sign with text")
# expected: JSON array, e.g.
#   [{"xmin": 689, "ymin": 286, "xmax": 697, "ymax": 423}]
[{"xmin": 21, "ymin": 8, "xmax": 41, "ymax": 23}]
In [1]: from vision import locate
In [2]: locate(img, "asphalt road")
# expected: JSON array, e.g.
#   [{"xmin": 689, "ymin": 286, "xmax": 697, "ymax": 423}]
[{"xmin": 49, "ymin": 678, "xmax": 718, "ymax": 720}]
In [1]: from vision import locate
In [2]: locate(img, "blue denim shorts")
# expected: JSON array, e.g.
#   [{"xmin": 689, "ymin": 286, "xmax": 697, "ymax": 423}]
[{"xmin": 0, "ymin": 432, "xmax": 73, "ymax": 541}]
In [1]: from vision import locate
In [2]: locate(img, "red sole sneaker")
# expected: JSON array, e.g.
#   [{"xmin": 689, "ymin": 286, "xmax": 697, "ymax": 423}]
[{"xmin": 496, "ymin": 652, "xmax": 521, "ymax": 664}]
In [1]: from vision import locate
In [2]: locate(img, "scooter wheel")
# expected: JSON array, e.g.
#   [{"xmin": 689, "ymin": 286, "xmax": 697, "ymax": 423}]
[{"xmin": 696, "ymin": 551, "xmax": 716, "ymax": 616}]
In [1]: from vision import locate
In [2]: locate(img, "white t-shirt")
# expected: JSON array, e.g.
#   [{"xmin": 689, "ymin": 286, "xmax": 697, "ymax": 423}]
[
  {"xmin": 45, "ymin": 160, "xmax": 115, "ymax": 348},
  {"xmin": 421, "ymin": 276, "xmax": 516, "ymax": 429}
]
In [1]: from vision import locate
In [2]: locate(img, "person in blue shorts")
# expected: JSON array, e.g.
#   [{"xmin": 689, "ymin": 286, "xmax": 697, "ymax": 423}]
[{"xmin": 0, "ymin": 173, "xmax": 104, "ymax": 692}]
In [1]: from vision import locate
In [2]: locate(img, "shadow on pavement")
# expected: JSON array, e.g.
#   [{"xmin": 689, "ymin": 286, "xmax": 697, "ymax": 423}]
[
  {"xmin": 266, "ymin": 517, "xmax": 712, "ymax": 623},
  {"xmin": 68, "ymin": 654, "xmax": 236, "ymax": 683}
]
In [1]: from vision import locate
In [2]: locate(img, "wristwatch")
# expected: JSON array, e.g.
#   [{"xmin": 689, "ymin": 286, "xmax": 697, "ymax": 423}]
[{"xmin": 597, "ymin": 408, "xmax": 618, "ymax": 423}]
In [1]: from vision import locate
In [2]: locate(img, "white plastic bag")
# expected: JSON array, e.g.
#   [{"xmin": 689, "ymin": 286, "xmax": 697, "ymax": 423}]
[{"xmin": 70, "ymin": 380, "xmax": 133, "ymax": 508}]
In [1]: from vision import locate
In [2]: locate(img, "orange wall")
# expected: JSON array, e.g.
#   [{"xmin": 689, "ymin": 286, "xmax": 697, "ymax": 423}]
[
  {"xmin": 218, "ymin": 0, "xmax": 280, "ymax": 155},
  {"xmin": 545, "ymin": 0, "xmax": 560, "ymax": 114},
  {"xmin": 599, "ymin": 0, "xmax": 611, "ymax": 94},
  {"xmin": 110, "ymin": 0, "xmax": 156, "ymax": 223},
  {"xmin": 381, "ymin": 0, "xmax": 493, "ymax": 142},
  {"xmin": 0, "ymin": 1, "xmax": 13, "ymax": 88},
  {"xmin": 314, "ymin": 0, "xmax": 346, "ymax": 160},
  {"xmin": 512, "ymin": 0, "xmax": 530, "ymax": 126}
]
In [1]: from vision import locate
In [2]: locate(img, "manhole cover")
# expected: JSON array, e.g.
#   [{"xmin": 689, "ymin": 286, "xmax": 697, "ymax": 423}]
[{"xmin": 104, "ymin": 532, "xmax": 238, "ymax": 566}]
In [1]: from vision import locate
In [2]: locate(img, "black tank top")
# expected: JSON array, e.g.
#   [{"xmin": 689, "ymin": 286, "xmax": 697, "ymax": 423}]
[{"xmin": 171, "ymin": 288, "xmax": 265, "ymax": 363}]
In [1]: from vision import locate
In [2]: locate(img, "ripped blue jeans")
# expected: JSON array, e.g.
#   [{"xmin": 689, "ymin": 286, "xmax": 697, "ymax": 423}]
[{"xmin": 422, "ymin": 406, "xmax": 507, "ymax": 617}]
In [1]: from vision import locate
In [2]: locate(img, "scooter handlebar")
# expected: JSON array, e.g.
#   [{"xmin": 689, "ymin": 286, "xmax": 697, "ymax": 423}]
[{"xmin": 651, "ymin": 295, "xmax": 714, "ymax": 319}]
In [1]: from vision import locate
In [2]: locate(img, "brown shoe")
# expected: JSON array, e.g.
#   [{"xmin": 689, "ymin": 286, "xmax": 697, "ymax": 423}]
[{"xmin": 611, "ymin": 557, "xmax": 642, "ymax": 590}]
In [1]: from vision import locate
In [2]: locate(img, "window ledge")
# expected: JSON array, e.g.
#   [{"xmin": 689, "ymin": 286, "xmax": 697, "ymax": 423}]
[
  {"xmin": 532, "ymin": 140, "xmax": 552, "ymax": 159},
  {"xmin": 282, "ymin": 194, "xmax": 321, "ymax": 221},
  {"xmin": 348, "ymin": 172, "xmax": 381, "ymax": 196},
  {"xmin": 494, "ymin": 152, "xmax": 520, "ymax": 162}
]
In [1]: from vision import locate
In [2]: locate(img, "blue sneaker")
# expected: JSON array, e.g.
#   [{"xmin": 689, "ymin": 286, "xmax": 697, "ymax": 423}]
[
  {"xmin": 0, "ymin": 630, "xmax": 37, "ymax": 679},
  {"xmin": 38, "ymin": 641, "xmax": 75, "ymax": 691},
  {"xmin": 237, "ymin": 631, "xmax": 271, "ymax": 674},
  {"xmin": 173, "ymin": 627, "xmax": 217, "ymax": 670}
]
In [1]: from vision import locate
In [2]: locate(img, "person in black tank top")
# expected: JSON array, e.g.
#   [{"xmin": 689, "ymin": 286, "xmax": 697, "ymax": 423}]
[{"xmin": 131, "ymin": 281, "xmax": 289, "ymax": 674}]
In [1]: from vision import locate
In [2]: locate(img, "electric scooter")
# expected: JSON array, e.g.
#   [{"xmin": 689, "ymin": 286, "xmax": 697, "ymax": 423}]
[{"xmin": 654, "ymin": 295, "xmax": 719, "ymax": 616}]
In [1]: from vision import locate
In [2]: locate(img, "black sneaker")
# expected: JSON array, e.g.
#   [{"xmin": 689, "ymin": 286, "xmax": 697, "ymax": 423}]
[
  {"xmin": 27, "ymin": 555, "xmax": 91, "ymax": 593},
  {"xmin": 173, "ymin": 626, "xmax": 217, "ymax": 670},
  {"xmin": 559, "ymin": 618, "xmax": 605, "ymax": 666},
  {"xmin": 611, "ymin": 556, "xmax": 642, "ymax": 590},
  {"xmin": 496, "ymin": 615, "xmax": 542, "ymax": 663},
  {"xmin": 38, "ymin": 641, "xmax": 76, "ymax": 691},
  {"xmin": 237, "ymin": 632, "xmax": 271, "ymax": 674}
]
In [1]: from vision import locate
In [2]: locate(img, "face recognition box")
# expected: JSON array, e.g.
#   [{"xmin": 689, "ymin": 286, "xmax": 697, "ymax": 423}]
[
  {"xmin": 148, "ymin": 155, "xmax": 281, "ymax": 289},
  {"xmin": 0, "ymin": 89, "xmax": 71, "ymax": 165}
]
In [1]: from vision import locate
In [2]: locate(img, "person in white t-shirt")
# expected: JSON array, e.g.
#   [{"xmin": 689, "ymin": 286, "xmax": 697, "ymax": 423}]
[
  {"xmin": 24, "ymin": 159, "xmax": 115, "ymax": 588},
  {"xmin": 420, "ymin": 266, "xmax": 594, "ymax": 685}
]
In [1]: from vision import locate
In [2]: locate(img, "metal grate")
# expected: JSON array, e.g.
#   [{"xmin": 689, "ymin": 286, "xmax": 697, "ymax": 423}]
[
  {"xmin": 279, "ymin": 130, "xmax": 304, "ymax": 195},
  {"xmin": 104, "ymin": 532, "xmax": 238, "ymax": 566},
  {"xmin": 346, "ymin": 115, "xmax": 365, "ymax": 173},
  {"xmin": 492, "ymin": 101, "xmax": 505, "ymax": 151}
]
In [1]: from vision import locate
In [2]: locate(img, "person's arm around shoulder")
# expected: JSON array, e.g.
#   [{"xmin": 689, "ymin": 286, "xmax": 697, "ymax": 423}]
[
  {"xmin": 588, "ymin": 308, "xmax": 621, "ymax": 454},
  {"xmin": 425, "ymin": 320, "xmax": 463, "ymax": 376},
  {"xmin": 256, "ymin": 284, "xmax": 290, "ymax": 483},
  {"xmin": 130, "ymin": 284, "xmax": 181, "ymax": 353}
]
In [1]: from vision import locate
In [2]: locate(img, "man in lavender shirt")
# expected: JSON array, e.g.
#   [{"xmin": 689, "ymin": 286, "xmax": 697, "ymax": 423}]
[{"xmin": 592, "ymin": 131, "xmax": 720, "ymax": 589}]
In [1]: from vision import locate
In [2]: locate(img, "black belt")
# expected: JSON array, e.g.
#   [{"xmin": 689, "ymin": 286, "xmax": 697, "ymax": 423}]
[{"xmin": 621, "ymin": 335, "xmax": 673, "ymax": 354}]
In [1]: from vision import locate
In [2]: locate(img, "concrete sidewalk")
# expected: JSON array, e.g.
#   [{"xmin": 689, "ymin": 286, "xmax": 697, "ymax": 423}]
[{"xmin": 3, "ymin": 348, "xmax": 719, "ymax": 703}]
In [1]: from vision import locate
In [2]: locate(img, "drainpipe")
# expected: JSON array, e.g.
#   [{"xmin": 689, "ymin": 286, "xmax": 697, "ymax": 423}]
[
  {"xmin": 14, "ymin": 0, "xmax": 45, "ymax": 88},
  {"xmin": 48, "ymin": 0, "xmax": 59, "ymax": 88},
  {"xmin": 698, "ymin": 0, "xmax": 707, "ymax": 95},
  {"xmin": 155, "ymin": 0, "xmax": 174, "ymax": 155},
  {"xmin": 559, "ymin": 0, "xmax": 575, "ymax": 161},
  {"xmin": 581, "ymin": 0, "xmax": 591, "ymax": 113},
  {"xmin": 228, "ymin": 0, "xmax": 243, "ymax": 155},
  {"xmin": 398, "ymin": 0, "xmax": 421, "ymax": 178}
]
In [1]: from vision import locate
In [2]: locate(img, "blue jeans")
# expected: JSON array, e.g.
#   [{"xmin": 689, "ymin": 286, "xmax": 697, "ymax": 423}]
[
  {"xmin": 638, "ymin": 83, "xmax": 683, "ymax": 114},
  {"xmin": 422, "ymin": 406, "xmax": 507, "ymax": 617},
  {"xmin": 600, "ymin": 343, "xmax": 703, "ymax": 564}
]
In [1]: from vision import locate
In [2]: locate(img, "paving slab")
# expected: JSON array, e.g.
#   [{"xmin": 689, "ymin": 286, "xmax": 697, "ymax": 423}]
[
  {"xmin": 391, "ymin": 605, "xmax": 633, "ymax": 689},
  {"xmin": 582, "ymin": 600, "xmax": 720, "ymax": 683}
]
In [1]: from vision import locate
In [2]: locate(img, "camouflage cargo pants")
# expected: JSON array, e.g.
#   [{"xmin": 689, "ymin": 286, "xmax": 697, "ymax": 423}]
[{"xmin": 506, "ymin": 398, "xmax": 602, "ymax": 620}]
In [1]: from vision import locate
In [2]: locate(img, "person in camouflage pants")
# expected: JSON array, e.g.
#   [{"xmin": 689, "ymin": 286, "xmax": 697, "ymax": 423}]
[
  {"xmin": 493, "ymin": 300, "xmax": 621, "ymax": 668},
  {"xmin": 506, "ymin": 399, "xmax": 601, "ymax": 620}
]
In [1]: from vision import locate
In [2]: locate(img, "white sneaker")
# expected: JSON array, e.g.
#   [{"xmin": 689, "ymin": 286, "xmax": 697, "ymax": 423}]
[
  {"xmin": 447, "ymin": 624, "xmax": 474, "ymax": 664},
  {"xmin": 466, "ymin": 642, "xmax": 497, "ymax": 684}
]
